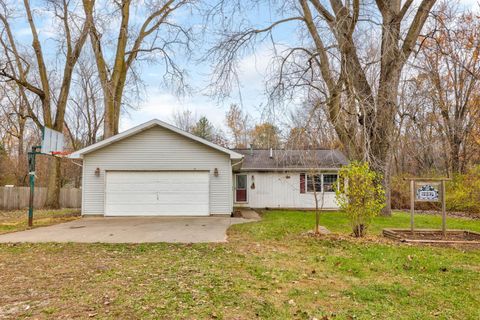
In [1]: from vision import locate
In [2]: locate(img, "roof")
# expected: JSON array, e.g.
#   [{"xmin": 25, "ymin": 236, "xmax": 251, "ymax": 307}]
[
  {"xmin": 69, "ymin": 119, "xmax": 244, "ymax": 160},
  {"xmin": 233, "ymin": 149, "xmax": 348, "ymax": 171}
]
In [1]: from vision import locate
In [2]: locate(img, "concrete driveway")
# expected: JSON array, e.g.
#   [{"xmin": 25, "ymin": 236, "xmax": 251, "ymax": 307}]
[{"xmin": 0, "ymin": 216, "xmax": 250, "ymax": 244}]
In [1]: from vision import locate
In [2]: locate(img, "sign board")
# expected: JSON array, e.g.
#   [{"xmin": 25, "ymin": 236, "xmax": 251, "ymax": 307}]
[
  {"xmin": 415, "ymin": 182, "xmax": 441, "ymax": 202},
  {"xmin": 41, "ymin": 127, "xmax": 64, "ymax": 154},
  {"xmin": 407, "ymin": 177, "xmax": 449, "ymax": 237}
]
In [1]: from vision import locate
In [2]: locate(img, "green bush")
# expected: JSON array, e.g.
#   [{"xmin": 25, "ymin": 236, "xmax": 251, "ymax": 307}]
[
  {"xmin": 446, "ymin": 166, "xmax": 480, "ymax": 213},
  {"xmin": 336, "ymin": 161, "xmax": 385, "ymax": 237},
  {"xmin": 391, "ymin": 166, "xmax": 480, "ymax": 214}
]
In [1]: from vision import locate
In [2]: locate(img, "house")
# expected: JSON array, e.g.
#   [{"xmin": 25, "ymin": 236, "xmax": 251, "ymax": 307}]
[
  {"xmin": 232, "ymin": 149, "xmax": 348, "ymax": 209},
  {"xmin": 70, "ymin": 119, "xmax": 348, "ymax": 217}
]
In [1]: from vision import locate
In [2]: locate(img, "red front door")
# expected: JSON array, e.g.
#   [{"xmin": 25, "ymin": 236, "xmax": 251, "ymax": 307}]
[{"xmin": 235, "ymin": 174, "xmax": 247, "ymax": 202}]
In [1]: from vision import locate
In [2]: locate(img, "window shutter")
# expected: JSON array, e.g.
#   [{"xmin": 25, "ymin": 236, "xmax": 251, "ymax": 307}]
[{"xmin": 300, "ymin": 173, "xmax": 305, "ymax": 193}]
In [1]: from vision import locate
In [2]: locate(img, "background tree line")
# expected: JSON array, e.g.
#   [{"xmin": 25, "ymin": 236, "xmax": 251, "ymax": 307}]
[{"xmin": 0, "ymin": 0, "xmax": 479, "ymax": 211}]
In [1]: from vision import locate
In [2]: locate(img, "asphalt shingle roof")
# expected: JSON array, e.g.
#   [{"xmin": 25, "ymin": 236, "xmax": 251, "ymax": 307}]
[{"xmin": 233, "ymin": 149, "xmax": 348, "ymax": 171}]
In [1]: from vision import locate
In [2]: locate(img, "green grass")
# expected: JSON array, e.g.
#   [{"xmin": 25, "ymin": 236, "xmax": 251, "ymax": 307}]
[
  {"xmin": 0, "ymin": 210, "xmax": 479, "ymax": 319},
  {"xmin": 0, "ymin": 208, "xmax": 80, "ymax": 234},
  {"xmin": 236, "ymin": 210, "xmax": 480, "ymax": 240}
]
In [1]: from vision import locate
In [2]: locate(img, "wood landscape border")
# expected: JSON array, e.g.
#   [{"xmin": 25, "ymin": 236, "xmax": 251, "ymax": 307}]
[{"xmin": 383, "ymin": 228, "xmax": 480, "ymax": 245}]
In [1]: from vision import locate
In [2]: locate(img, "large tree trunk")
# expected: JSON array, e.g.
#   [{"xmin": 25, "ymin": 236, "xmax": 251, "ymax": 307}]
[
  {"xmin": 103, "ymin": 96, "xmax": 116, "ymax": 139},
  {"xmin": 449, "ymin": 134, "xmax": 462, "ymax": 174},
  {"xmin": 45, "ymin": 157, "xmax": 61, "ymax": 208}
]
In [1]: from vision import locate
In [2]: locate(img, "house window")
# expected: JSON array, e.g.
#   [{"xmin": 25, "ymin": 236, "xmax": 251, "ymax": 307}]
[
  {"xmin": 323, "ymin": 174, "xmax": 338, "ymax": 192},
  {"xmin": 303, "ymin": 173, "xmax": 338, "ymax": 193},
  {"xmin": 306, "ymin": 174, "xmax": 322, "ymax": 192}
]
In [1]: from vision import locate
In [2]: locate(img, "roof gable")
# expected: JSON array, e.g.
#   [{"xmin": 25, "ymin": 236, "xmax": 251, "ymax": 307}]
[{"xmin": 70, "ymin": 119, "xmax": 243, "ymax": 159}]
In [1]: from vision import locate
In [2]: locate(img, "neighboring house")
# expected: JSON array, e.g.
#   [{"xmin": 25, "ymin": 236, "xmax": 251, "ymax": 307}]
[{"xmin": 70, "ymin": 119, "xmax": 347, "ymax": 217}]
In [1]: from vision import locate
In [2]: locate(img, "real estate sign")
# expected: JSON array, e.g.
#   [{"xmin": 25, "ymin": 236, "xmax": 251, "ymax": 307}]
[
  {"xmin": 407, "ymin": 178, "xmax": 449, "ymax": 237},
  {"xmin": 415, "ymin": 182, "xmax": 441, "ymax": 202}
]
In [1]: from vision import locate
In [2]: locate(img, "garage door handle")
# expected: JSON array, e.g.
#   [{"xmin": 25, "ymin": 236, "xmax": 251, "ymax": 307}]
[{"xmin": 156, "ymin": 192, "xmax": 159, "ymax": 200}]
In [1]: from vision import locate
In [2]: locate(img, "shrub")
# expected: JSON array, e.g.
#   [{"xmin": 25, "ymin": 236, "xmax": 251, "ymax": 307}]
[
  {"xmin": 390, "ymin": 166, "xmax": 480, "ymax": 215},
  {"xmin": 336, "ymin": 161, "xmax": 385, "ymax": 237},
  {"xmin": 446, "ymin": 166, "xmax": 480, "ymax": 213}
]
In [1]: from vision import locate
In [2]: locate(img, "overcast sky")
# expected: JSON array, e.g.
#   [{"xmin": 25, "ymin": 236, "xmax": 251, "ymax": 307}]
[
  {"xmin": 120, "ymin": 2, "xmax": 290, "ymax": 132},
  {"xmin": 121, "ymin": 0, "xmax": 480, "ymax": 132},
  {"xmin": 9, "ymin": 0, "xmax": 480, "ymax": 133}
]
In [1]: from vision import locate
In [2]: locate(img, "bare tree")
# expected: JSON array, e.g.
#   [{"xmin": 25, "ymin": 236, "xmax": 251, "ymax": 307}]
[
  {"xmin": 207, "ymin": 0, "xmax": 438, "ymax": 215},
  {"xmin": 283, "ymin": 128, "xmax": 340, "ymax": 234},
  {"xmin": 250, "ymin": 122, "xmax": 281, "ymax": 149},
  {"xmin": 225, "ymin": 104, "xmax": 251, "ymax": 148},
  {"xmin": 172, "ymin": 109, "xmax": 197, "ymax": 132},
  {"xmin": 286, "ymin": 102, "xmax": 339, "ymax": 150},
  {"xmin": 392, "ymin": 74, "xmax": 446, "ymax": 175},
  {"xmin": 0, "ymin": 80, "xmax": 32, "ymax": 185},
  {"xmin": 413, "ymin": 2, "xmax": 480, "ymax": 174},
  {"xmin": 0, "ymin": 0, "xmax": 89, "ymax": 207},
  {"xmin": 66, "ymin": 55, "xmax": 105, "ymax": 150},
  {"xmin": 82, "ymin": 0, "xmax": 194, "ymax": 138}
]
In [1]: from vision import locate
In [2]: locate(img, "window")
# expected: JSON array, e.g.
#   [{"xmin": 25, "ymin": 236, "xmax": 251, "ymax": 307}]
[
  {"xmin": 236, "ymin": 174, "xmax": 247, "ymax": 189},
  {"xmin": 303, "ymin": 173, "xmax": 338, "ymax": 193},
  {"xmin": 307, "ymin": 174, "xmax": 322, "ymax": 192},
  {"xmin": 323, "ymin": 174, "xmax": 338, "ymax": 192}
]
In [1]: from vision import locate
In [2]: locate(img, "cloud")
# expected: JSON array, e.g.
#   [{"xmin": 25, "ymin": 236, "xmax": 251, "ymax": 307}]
[
  {"xmin": 120, "ymin": 89, "xmax": 228, "ymax": 131},
  {"xmin": 123, "ymin": 45, "xmax": 280, "ymax": 131}
]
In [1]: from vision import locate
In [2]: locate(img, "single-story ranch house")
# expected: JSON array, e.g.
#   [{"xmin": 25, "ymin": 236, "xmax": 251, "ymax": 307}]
[{"xmin": 70, "ymin": 119, "xmax": 348, "ymax": 216}]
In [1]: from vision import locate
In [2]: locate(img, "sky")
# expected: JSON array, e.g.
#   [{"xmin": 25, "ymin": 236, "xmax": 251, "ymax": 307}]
[
  {"xmin": 120, "ymin": 0, "xmax": 480, "ymax": 132},
  {"xmin": 120, "ymin": 1, "xmax": 292, "ymax": 132},
  {"xmin": 121, "ymin": 42, "xmax": 276, "ymax": 131},
  {"xmin": 6, "ymin": 0, "xmax": 480, "ymax": 134}
]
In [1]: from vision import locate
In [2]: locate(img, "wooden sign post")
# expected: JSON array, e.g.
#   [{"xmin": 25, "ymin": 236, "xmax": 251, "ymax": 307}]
[{"xmin": 407, "ymin": 178, "xmax": 450, "ymax": 237}]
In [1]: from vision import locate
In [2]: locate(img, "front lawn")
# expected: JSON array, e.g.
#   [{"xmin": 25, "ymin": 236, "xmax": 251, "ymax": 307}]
[
  {"xmin": 240, "ymin": 210, "xmax": 480, "ymax": 240},
  {"xmin": 0, "ymin": 208, "xmax": 80, "ymax": 235},
  {"xmin": 0, "ymin": 211, "xmax": 479, "ymax": 319}
]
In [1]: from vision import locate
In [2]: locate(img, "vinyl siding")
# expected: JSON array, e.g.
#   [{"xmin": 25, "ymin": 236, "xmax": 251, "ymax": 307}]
[
  {"xmin": 235, "ymin": 172, "xmax": 339, "ymax": 209},
  {"xmin": 82, "ymin": 126, "xmax": 232, "ymax": 215}
]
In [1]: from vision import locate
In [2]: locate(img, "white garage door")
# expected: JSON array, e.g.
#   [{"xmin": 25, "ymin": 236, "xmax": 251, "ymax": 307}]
[{"xmin": 105, "ymin": 171, "xmax": 210, "ymax": 216}]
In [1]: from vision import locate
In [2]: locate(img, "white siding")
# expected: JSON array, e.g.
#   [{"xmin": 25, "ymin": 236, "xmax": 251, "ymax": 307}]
[
  {"xmin": 235, "ymin": 172, "xmax": 339, "ymax": 209},
  {"xmin": 82, "ymin": 126, "xmax": 232, "ymax": 216}
]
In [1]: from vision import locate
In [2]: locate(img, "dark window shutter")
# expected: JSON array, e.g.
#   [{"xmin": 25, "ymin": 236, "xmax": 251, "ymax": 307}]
[{"xmin": 300, "ymin": 173, "xmax": 305, "ymax": 193}]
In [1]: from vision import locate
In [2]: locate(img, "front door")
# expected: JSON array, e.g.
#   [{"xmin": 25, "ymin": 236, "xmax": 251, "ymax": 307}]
[{"xmin": 235, "ymin": 174, "xmax": 247, "ymax": 202}]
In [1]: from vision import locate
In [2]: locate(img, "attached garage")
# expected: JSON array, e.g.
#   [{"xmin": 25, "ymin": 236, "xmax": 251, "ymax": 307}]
[
  {"xmin": 70, "ymin": 119, "xmax": 243, "ymax": 217},
  {"xmin": 105, "ymin": 171, "xmax": 210, "ymax": 216}
]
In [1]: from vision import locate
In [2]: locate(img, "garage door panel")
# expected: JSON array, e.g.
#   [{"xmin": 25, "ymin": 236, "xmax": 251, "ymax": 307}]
[
  {"xmin": 106, "ymin": 204, "xmax": 209, "ymax": 216},
  {"xmin": 106, "ymin": 193, "xmax": 208, "ymax": 203},
  {"xmin": 105, "ymin": 171, "xmax": 210, "ymax": 216}
]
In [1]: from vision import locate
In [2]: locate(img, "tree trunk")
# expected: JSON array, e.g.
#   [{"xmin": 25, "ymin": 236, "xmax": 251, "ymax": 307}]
[
  {"xmin": 16, "ymin": 111, "xmax": 26, "ymax": 185},
  {"xmin": 314, "ymin": 191, "xmax": 319, "ymax": 234},
  {"xmin": 381, "ymin": 157, "xmax": 392, "ymax": 216},
  {"xmin": 449, "ymin": 135, "xmax": 461, "ymax": 174},
  {"xmin": 103, "ymin": 92, "xmax": 116, "ymax": 139},
  {"xmin": 45, "ymin": 157, "xmax": 61, "ymax": 208}
]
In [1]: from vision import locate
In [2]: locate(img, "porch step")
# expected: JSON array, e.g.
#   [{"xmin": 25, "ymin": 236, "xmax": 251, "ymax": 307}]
[{"xmin": 236, "ymin": 209, "xmax": 261, "ymax": 220}]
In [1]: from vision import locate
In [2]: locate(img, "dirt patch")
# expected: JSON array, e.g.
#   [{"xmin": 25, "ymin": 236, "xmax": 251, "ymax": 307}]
[{"xmin": 383, "ymin": 228, "xmax": 480, "ymax": 246}]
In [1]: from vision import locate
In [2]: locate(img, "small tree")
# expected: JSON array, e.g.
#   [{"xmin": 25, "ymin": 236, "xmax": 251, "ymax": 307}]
[{"xmin": 336, "ymin": 162, "xmax": 385, "ymax": 237}]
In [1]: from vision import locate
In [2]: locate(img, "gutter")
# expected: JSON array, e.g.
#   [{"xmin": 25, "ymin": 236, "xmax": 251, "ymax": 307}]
[{"xmin": 238, "ymin": 167, "xmax": 341, "ymax": 172}]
